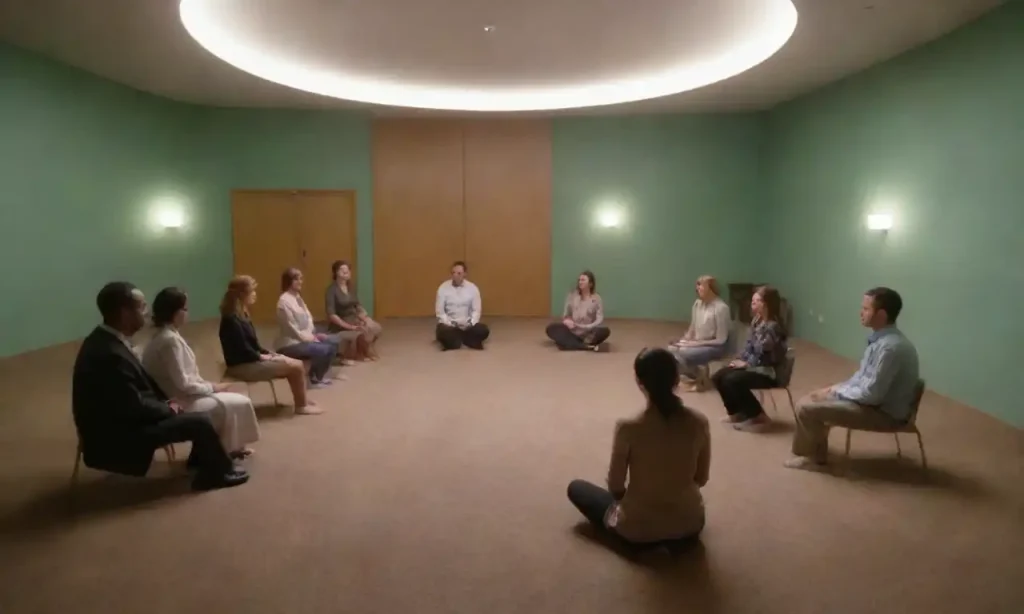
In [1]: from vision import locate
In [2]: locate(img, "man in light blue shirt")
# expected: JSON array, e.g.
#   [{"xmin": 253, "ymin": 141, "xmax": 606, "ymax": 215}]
[{"xmin": 785, "ymin": 287, "xmax": 920, "ymax": 471}]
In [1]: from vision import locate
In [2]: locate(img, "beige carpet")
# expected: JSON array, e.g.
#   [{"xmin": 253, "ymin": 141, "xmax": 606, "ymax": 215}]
[{"xmin": 0, "ymin": 318, "xmax": 1021, "ymax": 614}]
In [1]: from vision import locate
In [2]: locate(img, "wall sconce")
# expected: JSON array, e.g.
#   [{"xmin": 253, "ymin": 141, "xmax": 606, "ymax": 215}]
[
  {"xmin": 866, "ymin": 212, "xmax": 893, "ymax": 232},
  {"xmin": 151, "ymin": 198, "xmax": 187, "ymax": 231},
  {"xmin": 596, "ymin": 208, "xmax": 624, "ymax": 229}
]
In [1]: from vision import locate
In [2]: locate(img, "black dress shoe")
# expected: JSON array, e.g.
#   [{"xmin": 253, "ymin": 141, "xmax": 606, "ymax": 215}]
[{"xmin": 191, "ymin": 468, "xmax": 250, "ymax": 491}]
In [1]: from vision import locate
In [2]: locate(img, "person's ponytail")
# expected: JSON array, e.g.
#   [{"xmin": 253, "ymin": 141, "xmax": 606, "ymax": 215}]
[{"xmin": 634, "ymin": 347, "xmax": 683, "ymax": 420}]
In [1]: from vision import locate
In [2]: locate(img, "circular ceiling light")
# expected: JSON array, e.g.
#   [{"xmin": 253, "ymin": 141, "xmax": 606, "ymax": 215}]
[{"xmin": 179, "ymin": 0, "xmax": 798, "ymax": 112}]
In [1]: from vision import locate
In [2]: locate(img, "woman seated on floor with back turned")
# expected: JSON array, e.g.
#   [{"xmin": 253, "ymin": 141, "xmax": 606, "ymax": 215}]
[
  {"xmin": 218, "ymin": 275, "xmax": 322, "ymax": 415},
  {"xmin": 545, "ymin": 270, "xmax": 610, "ymax": 352},
  {"xmin": 712, "ymin": 285, "xmax": 788, "ymax": 433},
  {"xmin": 142, "ymin": 287, "xmax": 260, "ymax": 459},
  {"xmin": 324, "ymin": 259, "xmax": 381, "ymax": 361},
  {"xmin": 669, "ymin": 275, "xmax": 733, "ymax": 392},
  {"xmin": 567, "ymin": 347, "xmax": 710, "ymax": 554}
]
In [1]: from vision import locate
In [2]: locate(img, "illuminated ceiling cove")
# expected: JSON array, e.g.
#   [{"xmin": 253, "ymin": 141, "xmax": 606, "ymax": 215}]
[{"xmin": 179, "ymin": 0, "xmax": 799, "ymax": 112}]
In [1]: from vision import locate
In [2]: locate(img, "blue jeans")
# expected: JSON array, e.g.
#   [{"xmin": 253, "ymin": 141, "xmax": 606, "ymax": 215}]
[
  {"xmin": 278, "ymin": 341, "xmax": 337, "ymax": 382},
  {"xmin": 669, "ymin": 343, "xmax": 731, "ymax": 379}
]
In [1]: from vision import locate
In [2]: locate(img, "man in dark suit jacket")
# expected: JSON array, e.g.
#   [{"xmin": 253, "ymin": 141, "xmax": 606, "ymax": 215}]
[{"xmin": 72, "ymin": 281, "xmax": 249, "ymax": 491}]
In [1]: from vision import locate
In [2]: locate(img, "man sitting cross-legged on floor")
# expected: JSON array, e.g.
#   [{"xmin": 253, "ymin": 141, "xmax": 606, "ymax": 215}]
[
  {"xmin": 73, "ymin": 282, "xmax": 249, "ymax": 491},
  {"xmin": 435, "ymin": 260, "xmax": 490, "ymax": 350},
  {"xmin": 785, "ymin": 287, "xmax": 919, "ymax": 472}
]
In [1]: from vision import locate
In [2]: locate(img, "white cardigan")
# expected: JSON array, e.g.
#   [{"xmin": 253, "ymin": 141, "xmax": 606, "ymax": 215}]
[
  {"xmin": 141, "ymin": 326, "xmax": 214, "ymax": 400},
  {"xmin": 275, "ymin": 291, "xmax": 317, "ymax": 349}
]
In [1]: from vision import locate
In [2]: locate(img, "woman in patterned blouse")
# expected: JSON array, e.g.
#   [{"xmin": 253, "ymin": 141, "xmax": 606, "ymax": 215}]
[
  {"xmin": 712, "ymin": 285, "xmax": 788, "ymax": 432},
  {"xmin": 545, "ymin": 270, "xmax": 610, "ymax": 352}
]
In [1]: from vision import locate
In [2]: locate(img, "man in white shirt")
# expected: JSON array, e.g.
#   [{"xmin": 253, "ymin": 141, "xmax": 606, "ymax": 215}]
[{"xmin": 435, "ymin": 261, "xmax": 489, "ymax": 350}]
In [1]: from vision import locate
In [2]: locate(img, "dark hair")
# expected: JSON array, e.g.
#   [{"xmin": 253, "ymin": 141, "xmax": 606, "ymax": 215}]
[
  {"xmin": 96, "ymin": 281, "xmax": 138, "ymax": 325},
  {"xmin": 577, "ymin": 270, "xmax": 596, "ymax": 294},
  {"xmin": 452, "ymin": 260, "xmax": 467, "ymax": 272},
  {"xmin": 634, "ymin": 348, "xmax": 683, "ymax": 419},
  {"xmin": 754, "ymin": 285, "xmax": 782, "ymax": 323},
  {"xmin": 281, "ymin": 267, "xmax": 301, "ymax": 292},
  {"xmin": 331, "ymin": 260, "xmax": 351, "ymax": 281},
  {"xmin": 866, "ymin": 287, "xmax": 903, "ymax": 323},
  {"xmin": 152, "ymin": 287, "xmax": 188, "ymax": 327}
]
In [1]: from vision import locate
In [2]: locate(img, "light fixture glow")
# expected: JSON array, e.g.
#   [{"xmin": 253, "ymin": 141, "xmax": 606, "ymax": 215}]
[
  {"xmin": 866, "ymin": 213, "xmax": 893, "ymax": 231},
  {"xmin": 597, "ymin": 209, "xmax": 623, "ymax": 229},
  {"xmin": 179, "ymin": 0, "xmax": 799, "ymax": 112},
  {"xmin": 153, "ymin": 201, "xmax": 186, "ymax": 229}
]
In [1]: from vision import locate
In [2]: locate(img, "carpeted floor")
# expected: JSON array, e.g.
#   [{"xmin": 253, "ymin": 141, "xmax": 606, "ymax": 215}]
[{"xmin": 0, "ymin": 318, "xmax": 1021, "ymax": 613}]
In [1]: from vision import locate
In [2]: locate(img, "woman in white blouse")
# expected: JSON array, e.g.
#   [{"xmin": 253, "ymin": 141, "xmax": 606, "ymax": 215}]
[
  {"xmin": 142, "ymin": 287, "xmax": 260, "ymax": 458},
  {"xmin": 275, "ymin": 268, "xmax": 339, "ymax": 387}
]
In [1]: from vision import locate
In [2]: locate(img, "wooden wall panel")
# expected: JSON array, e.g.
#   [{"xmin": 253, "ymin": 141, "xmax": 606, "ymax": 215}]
[
  {"xmin": 231, "ymin": 191, "xmax": 301, "ymax": 323},
  {"xmin": 463, "ymin": 120, "xmax": 552, "ymax": 317},
  {"xmin": 372, "ymin": 120, "xmax": 465, "ymax": 317},
  {"xmin": 296, "ymin": 190, "xmax": 357, "ymax": 304}
]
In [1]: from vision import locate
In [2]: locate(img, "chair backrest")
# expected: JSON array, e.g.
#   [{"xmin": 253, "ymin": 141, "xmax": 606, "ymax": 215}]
[
  {"xmin": 774, "ymin": 349, "xmax": 796, "ymax": 388},
  {"xmin": 907, "ymin": 379, "xmax": 926, "ymax": 424}
]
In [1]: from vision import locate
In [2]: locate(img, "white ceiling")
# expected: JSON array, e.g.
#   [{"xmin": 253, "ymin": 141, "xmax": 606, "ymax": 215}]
[{"xmin": 0, "ymin": 0, "xmax": 1005, "ymax": 114}]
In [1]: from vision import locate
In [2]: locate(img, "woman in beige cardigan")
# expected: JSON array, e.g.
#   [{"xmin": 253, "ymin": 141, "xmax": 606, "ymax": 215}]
[
  {"xmin": 567, "ymin": 347, "xmax": 710, "ymax": 553},
  {"xmin": 275, "ymin": 268, "xmax": 339, "ymax": 387},
  {"xmin": 669, "ymin": 275, "xmax": 733, "ymax": 391},
  {"xmin": 545, "ymin": 270, "xmax": 611, "ymax": 351}
]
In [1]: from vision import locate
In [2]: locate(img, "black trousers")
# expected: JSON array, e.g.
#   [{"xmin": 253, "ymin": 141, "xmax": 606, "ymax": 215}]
[
  {"xmin": 436, "ymin": 322, "xmax": 490, "ymax": 350},
  {"xmin": 142, "ymin": 412, "xmax": 234, "ymax": 476},
  {"xmin": 567, "ymin": 479, "xmax": 702, "ymax": 553},
  {"xmin": 545, "ymin": 323, "xmax": 611, "ymax": 350},
  {"xmin": 711, "ymin": 366, "xmax": 776, "ymax": 421}
]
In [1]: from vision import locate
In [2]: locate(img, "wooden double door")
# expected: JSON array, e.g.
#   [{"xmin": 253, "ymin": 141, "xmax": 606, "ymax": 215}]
[
  {"xmin": 231, "ymin": 190, "xmax": 357, "ymax": 323},
  {"xmin": 373, "ymin": 119, "xmax": 552, "ymax": 318}
]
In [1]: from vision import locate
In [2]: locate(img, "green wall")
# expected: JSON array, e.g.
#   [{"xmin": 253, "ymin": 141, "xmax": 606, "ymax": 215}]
[
  {"xmin": 551, "ymin": 115, "xmax": 765, "ymax": 320},
  {"xmin": 196, "ymin": 108, "xmax": 373, "ymax": 312},
  {"xmin": 0, "ymin": 44, "xmax": 220, "ymax": 356},
  {"xmin": 764, "ymin": 3, "xmax": 1023, "ymax": 426}
]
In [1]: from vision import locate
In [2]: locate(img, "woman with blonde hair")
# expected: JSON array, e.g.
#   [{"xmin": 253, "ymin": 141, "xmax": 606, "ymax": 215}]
[
  {"xmin": 217, "ymin": 275, "xmax": 321, "ymax": 415},
  {"xmin": 669, "ymin": 275, "xmax": 733, "ymax": 391}
]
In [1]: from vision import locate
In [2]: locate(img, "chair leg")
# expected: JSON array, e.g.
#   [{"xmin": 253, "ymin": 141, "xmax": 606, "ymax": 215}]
[
  {"xmin": 163, "ymin": 445, "xmax": 176, "ymax": 462},
  {"xmin": 767, "ymin": 391, "xmax": 778, "ymax": 414},
  {"xmin": 844, "ymin": 429, "xmax": 852, "ymax": 474},
  {"xmin": 71, "ymin": 446, "xmax": 82, "ymax": 488},
  {"xmin": 915, "ymin": 431, "xmax": 928, "ymax": 474},
  {"xmin": 785, "ymin": 389, "xmax": 797, "ymax": 419},
  {"xmin": 894, "ymin": 434, "xmax": 902, "ymax": 458},
  {"xmin": 270, "ymin": 380, "xmax": 280, "ymax": 406}
]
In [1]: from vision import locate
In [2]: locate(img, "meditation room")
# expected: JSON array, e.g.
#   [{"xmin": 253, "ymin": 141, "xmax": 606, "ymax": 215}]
[{"xmin": 1, "ymin": 0, "xmax": 1021, "ymax": 612}]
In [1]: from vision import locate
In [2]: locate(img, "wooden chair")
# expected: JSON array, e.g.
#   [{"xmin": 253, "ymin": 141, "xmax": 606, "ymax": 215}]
[
  {"xmin": 70, "ymin": 438, "xmax": 176, "ymax": 490},
  {"xmin": 217, "ymin": 358, "xmax": 282, "ymax": 406},
  {"xmin": 841, "ymin": 379, "xmax": 928, "ymax": 474},
  {"xmin": 756, "ymin": 349, "xmax": 796, "ymax": 416}
]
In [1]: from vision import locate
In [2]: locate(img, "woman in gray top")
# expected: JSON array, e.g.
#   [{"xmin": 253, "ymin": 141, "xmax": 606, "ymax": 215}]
[
  {"xmin": 545, "ymin": 271, "xmax": 610, "ymax": 352},
  {"xmin": 669, "ymin": 275, "xmax": 733, "ymax": 391},
  {"xmin": 325, "ymin": 260, "xmax": 382, "ymax": 360}
]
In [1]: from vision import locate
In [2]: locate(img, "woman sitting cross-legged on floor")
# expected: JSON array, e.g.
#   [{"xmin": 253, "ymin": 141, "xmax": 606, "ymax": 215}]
[
  {"xmin": 712, "ymin": 285, "xmax": 788, "ymax": 432},
  {"xmin": 545, "ymin": 270, "xmax": 610, "ymax": 352},
  {"xmin": 142, "ymin": 287, "xmax": 260, "ymax": 459},
  {"xmin": 669, "ymin": 275, "xmax": 733, "ymax": 392},
  {"xmin": 567, "ymin": 347, "xmax": 710, "ymax": 554},
  {"xmin": 325, "ymin": 259, "xmax": 381, "ymax": 362},
  {"xmin": 276, "ymin": 268, "xmax": 340, "ymax": 389},
  {"xmin": 218, "ymin": 275, "xmax": 321, "ymax": 415}
]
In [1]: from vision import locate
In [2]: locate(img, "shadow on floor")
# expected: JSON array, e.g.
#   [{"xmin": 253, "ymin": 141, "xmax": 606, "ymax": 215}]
[
  {"xmin": 838, "ymin": 456, "xmax": 990, "ymax": 496},
  {"xmin": 572, "ymin": 522, "xmax": 724, "ymax": 612},
  {"xmin": 0, "ymin": 473, "xmax": 192, "ymax": 538}
]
